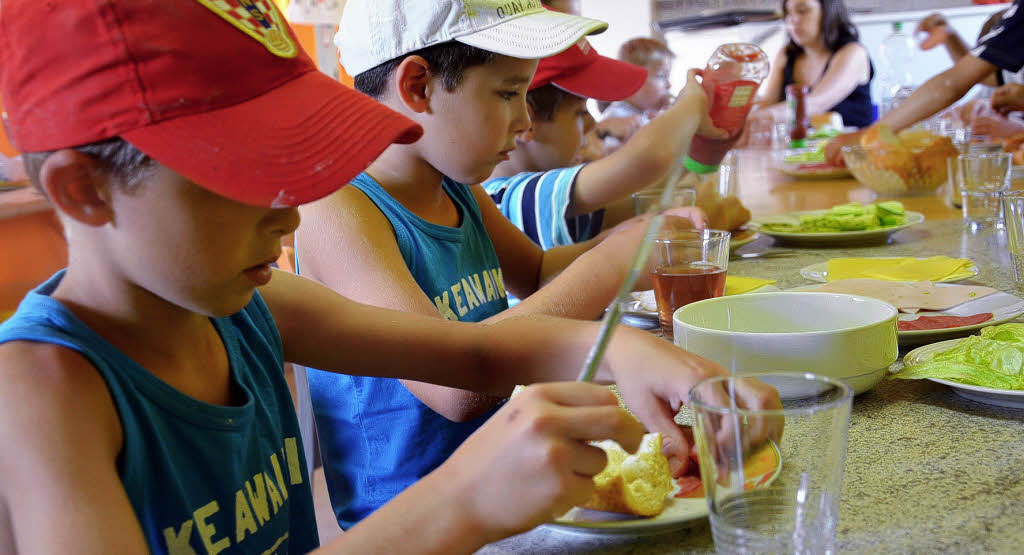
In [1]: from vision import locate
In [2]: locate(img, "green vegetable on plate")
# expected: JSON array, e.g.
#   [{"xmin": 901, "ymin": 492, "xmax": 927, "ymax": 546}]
[
  {"xmin": 897, "ymin": 323, "xmax": 1024, "ymax": 390},
  {"xmin": 759, "ymin": 201, "xmax": 907, "ymax": 233}
]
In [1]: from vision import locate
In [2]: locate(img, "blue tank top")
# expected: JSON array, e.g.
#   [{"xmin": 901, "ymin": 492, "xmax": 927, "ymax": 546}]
[
  {"xmin": 781, "ymin": 38, "xmax": 876, "ymax": 128},
  {"xmin": 304, "ymin": 172, "xmax": 508, "ymax": 528},
  {"xmin": 0, "ymin": 272, "xmax": 318, "ymax": 554}
]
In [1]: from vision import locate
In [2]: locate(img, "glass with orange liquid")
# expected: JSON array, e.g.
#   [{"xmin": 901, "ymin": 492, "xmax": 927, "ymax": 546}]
[{"xmin": 650, "ymin": 229, "xmax": 730, "ymax": 338}]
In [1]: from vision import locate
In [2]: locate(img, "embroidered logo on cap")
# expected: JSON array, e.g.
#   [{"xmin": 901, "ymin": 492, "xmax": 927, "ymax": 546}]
[{"xmin": 195, "ymin": 0, "xmax": 298, "ymax": 58}]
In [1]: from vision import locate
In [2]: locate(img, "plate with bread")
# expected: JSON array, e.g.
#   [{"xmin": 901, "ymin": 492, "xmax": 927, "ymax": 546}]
[{"xmin": 545, "ymin": 433, "xmax": 781, "ymax": 535}]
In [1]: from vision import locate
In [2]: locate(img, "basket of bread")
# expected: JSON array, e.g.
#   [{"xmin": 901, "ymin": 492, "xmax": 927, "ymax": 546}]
[{"xmin": 841, "ymin": 125, "xmax": 959, "ymax": 196}]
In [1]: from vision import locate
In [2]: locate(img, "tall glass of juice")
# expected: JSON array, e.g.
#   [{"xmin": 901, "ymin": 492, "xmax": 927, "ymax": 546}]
[{"xmin": 650, "ymin": 230, "xmax": 731, "ymax": 338}]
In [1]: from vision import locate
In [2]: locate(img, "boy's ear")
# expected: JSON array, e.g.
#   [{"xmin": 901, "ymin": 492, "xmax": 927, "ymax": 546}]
[
  {"xmin": 394, "ymin": 55, "xmax": 433, "ymax": 114},
  {"xmin": 38, "ymin": 149, "xmax": 115, "ymax": 227}
]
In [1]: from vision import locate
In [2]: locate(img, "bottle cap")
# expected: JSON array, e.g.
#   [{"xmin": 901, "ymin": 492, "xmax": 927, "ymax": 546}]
[{"xmin": 684, "ymin": 156, "xmax": 720, "ymax": 174}]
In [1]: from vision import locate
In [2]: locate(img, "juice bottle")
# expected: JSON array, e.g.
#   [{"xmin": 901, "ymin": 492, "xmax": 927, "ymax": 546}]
[{"xmin": 684, "ymin": 43, "xmax": 770, "ymax": 174}]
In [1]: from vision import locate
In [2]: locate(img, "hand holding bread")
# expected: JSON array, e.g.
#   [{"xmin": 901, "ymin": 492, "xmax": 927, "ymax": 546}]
[{"xmin": 437, "ymin": 382, "xmax": 645, "ymax": 538}]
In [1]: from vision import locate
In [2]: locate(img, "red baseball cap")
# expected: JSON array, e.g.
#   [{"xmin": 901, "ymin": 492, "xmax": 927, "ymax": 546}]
[
  {"xmin": 530, "ymin": 38, "xmax": 648, "ymax": 102},
  {"xmin": 0, "ymin": 0, "xmax": 422, "ymax": 207}
]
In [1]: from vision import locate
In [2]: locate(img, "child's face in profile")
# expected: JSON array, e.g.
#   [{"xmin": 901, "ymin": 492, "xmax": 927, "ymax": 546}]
[
  {"xmin": 523, "ymin": 94, "xmax": 595, "ymax": 170},
  {"xmin": 415, "ymin": 55, "xmax": 538, "ymax": 184},
  {"xmin": 630, "ymin": 57, "xmax": 673, "ymax": 113},
  {"xmin": 99, "ymin": 164, "xmax": 300, "ymax": 317}
]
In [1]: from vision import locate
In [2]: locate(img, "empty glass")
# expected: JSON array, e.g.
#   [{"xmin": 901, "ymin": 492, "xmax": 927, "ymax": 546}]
[
  {"xmin": 692, "ymin": 373, "xmax": 853, "ymax": 555},
  {"xmin": 958, "ymin": 152, "xmax": 1011, "ymax": 229}
]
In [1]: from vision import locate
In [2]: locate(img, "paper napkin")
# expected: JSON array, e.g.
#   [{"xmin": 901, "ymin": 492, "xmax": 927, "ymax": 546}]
[{"xmin": 825, "ymin": 256, "xmax": 976, "ymax": 282}]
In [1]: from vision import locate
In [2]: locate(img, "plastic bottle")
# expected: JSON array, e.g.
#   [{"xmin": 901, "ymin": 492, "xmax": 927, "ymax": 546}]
[
  {"xmin": 786, "ymin": 84, "xmax": 810, "ymax": 148},
  {"xmin": 685, "ymin": 43, "xmax": 770, "ymax": 174},
  {"xmin": 877, "ymin": 22, "xmax": 915, "ymax": 117}
]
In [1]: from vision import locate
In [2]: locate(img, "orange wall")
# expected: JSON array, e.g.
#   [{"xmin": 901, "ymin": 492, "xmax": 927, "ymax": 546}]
[{"xmin": 0, "ymin": 21, "xmax": 348, "ymax": 157}]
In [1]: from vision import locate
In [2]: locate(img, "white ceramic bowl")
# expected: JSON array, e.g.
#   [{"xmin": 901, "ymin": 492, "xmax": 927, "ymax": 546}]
[{"xmin": 673, "ymin": 292, "xmax": 898, "ymax": 394}]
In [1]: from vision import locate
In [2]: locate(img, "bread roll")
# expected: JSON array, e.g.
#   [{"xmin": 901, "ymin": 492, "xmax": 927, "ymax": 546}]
[{"xmin": 580, "ymin": 433, "xmax": 673, "ymax": 517}]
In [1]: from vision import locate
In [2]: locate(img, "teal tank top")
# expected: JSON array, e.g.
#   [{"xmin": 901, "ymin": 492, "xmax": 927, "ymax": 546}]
[{"xmin": 0, "ymin": 272, "xmax": 318, "ymax": 554}]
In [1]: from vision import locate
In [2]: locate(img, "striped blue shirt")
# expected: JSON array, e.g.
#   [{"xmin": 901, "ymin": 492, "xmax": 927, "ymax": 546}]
[{"xmin": 483, "ymin": 165, "xmax": 604, "ymax": 250}]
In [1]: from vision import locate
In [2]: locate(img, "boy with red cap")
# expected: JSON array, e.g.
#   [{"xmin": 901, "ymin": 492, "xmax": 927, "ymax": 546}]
[
  {"xmin": 484, "ymin": 38, "xmax": 726, "ymax": 249},
  {"xmin": 0, "ymin": 1, "xmax": 778, "ymax": 553},
  {"xmin": 296, "ymin": 0, "xmax": 764, "ymax": 531}
]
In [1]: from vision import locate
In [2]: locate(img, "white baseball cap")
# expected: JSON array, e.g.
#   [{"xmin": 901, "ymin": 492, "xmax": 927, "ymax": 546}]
[{"xmin": 336, "ymin": 0, "xmax": 609, "ymax": 77}]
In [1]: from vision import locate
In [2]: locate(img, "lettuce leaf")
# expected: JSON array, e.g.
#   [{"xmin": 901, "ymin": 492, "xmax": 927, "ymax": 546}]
[{"xmin": 897, "ymin": 323, "xmax": 1024, "ymax": 390}]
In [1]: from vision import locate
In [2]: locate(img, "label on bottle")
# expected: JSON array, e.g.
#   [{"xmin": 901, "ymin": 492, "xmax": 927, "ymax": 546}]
[{"xmin": 709, "ymin": 80, "xmax": 758, "ymax": 133}]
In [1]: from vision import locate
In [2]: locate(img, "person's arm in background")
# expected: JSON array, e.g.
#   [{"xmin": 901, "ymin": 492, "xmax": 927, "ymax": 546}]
[
  {"xmin": 917, "ymin": 12, "xmax": 999, "ymax": 87},
  {"xmin": 753, "ymin": 43, "xmax": 871, "ymax": 122},
  {"xmin": 825, "ymin": 54, "xmax": 997, "ymax": 165},
  {"xmin": 566, "ymin": 69, "xmax": 728, "ymax": 216}
]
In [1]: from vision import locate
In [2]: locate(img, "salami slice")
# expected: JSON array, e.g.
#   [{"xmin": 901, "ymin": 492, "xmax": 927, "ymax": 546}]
[{"xmin": 898, "ymin": 312, "xmax": 995, "ymax": 331}]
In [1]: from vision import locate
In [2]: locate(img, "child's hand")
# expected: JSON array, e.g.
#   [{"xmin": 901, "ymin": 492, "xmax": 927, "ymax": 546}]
[
  {"xmin": 596, "ymin": 115, "xmax": 644, "ymax": 143},
  {"xmin": 679, "ymin": 69, "xmax": 730, "ymax": 140},
  {"xmin": 439, "ymin": 382, "xmax": 644, "ymax": 537},
  {"xmin": 992, "ymin": 83, "xmax": 1024, "ymax": 116},
  {"xmin": 915, "ymin": 13, "xmax": 950, "ymax": 50},
  {"xmin": 606, "ymin": 334, "xmax": 783, "ymax": 476}
]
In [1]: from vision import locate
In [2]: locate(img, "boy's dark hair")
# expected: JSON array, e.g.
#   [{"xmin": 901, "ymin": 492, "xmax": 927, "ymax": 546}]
[
  {"xmin": 23, "ymin": 137, "xmax": 154, "ymax": 194},
  {"xmin": 354, "ymin": 42, "xmax": 497, "ymax": 99},
  {"xmin": 783, "ymin": 0, "xmax": 859, "ymax": 60},
  {"xmin": 527, "ymin": 84, "xmax": 576, "ymax": 122}
]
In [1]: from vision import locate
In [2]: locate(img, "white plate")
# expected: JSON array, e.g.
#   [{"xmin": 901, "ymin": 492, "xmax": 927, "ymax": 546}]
[
  {"xmin": 750, "ymin": 210, "xmax": 924, "ymax": 247},
  {"xmin": 789, "ymin": 284, "xmax": 1024, "ymax": 345},
  {"xmin": 545, "ymin": 442, "xmax": 782, "ymax": 535},
  {"xmin": 798, "ymin": 258, "xmax": 979, "ymax": 284},
  {"xmin": 620, "ymin": 284, "xmax": 781, "ymax": 323},
  {"xmin": 903, "ymin": 339, "xmax": 1024, "ymax": 408}
]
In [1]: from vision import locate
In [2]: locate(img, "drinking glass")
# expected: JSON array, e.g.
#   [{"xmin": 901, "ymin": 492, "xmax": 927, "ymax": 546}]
[
  {"xmin": 1003, "ymin": 190, "xmax": 1024, "ymax": 286},
  {"xmin": 958, "ymin": 152, "xmax": 1011, "ymax": 229},
  {"xmin": 691, "ymin": 372, "xmax": 853, "ymax": 555},
  {"xmin": 649, "ymin": 229, "xmax": 730, "ymax": 338},
  {"xmin": 632, "ymin": 187, "xmax": 697, "ymax": 216}
]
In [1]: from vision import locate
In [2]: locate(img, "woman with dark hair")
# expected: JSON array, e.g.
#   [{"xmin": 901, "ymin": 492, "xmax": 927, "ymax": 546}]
[{"xmin": 749, "ymin": 0, "xmax": 874, "ymax": 130}]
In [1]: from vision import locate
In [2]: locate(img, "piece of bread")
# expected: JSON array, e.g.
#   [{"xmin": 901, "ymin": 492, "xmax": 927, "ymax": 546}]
[
  {"xmin": 580, "ymin": 433, "xmax": 673, "ymax": 517},
  {"xmin": 913, "ymin": 135, "xmax": 959, "ymax": 189},
  {"xmin": 811, "ymin": 111, "xmax": 843, "ymax": 131},
  {"xmin": 861, "ymin": 125, "xmax": 918, "ymax": 183}
]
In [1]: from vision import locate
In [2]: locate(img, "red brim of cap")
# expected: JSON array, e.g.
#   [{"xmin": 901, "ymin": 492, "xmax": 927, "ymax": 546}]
[
  {"xmin": 549, "ymin": 56, "xmax": 648, "ymax": 103},
  {"xmin": 123, "ymin": 69, "xmax": 422, "ymax": 208}
]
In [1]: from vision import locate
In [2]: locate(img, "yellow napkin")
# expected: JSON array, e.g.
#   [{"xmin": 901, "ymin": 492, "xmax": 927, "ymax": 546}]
[
  {"xmin": 725, "ymin": 275, "xmax": 778, "ymax": 295},
  {"xmin": 825, "ymin": 256, "xmax": 976, "ymax": 282}
]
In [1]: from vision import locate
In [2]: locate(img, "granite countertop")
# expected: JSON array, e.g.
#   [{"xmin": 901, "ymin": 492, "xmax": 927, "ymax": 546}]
[{"xmin": 481, "ymin": 220, "xmax": 1024, "ymax": 554}]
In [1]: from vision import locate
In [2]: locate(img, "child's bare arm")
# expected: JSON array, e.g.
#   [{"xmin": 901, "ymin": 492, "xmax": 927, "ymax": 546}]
[
  {"xmin": 877, "ymin": 54, "xmax": 996, "ymax": 134},
  {"xmin": 295, "ymin": 188, "xmax": 504, "ymax": 422},
  {"xmin": 0, "ymin": 342, "xmax": 148, "ymax": 554},
  {"xmin": 314, "ymin": 383, "xmax": 643, "ymax": 554},
  {"xmin": 566, "ymin": 69, "xmax": 723, "ymax": 215},
  {"xmin": 264, "ymin": 269, "xmax": 779, "ymax": 471}
]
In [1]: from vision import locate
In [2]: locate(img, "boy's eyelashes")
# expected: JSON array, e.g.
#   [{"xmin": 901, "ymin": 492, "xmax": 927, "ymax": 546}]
[{"xmin": 497, "ymin": 90, "xmax": 521, "ymax": 100}]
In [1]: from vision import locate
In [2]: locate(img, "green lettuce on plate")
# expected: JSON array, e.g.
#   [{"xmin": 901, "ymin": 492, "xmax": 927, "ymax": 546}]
[
  {"xmin": 898, "ymin": 323, "xmax": 1024, "ymax": 390},
  {"xmin": 759, "ymin": 202, "xmax": 906, "ymax": 233}
]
